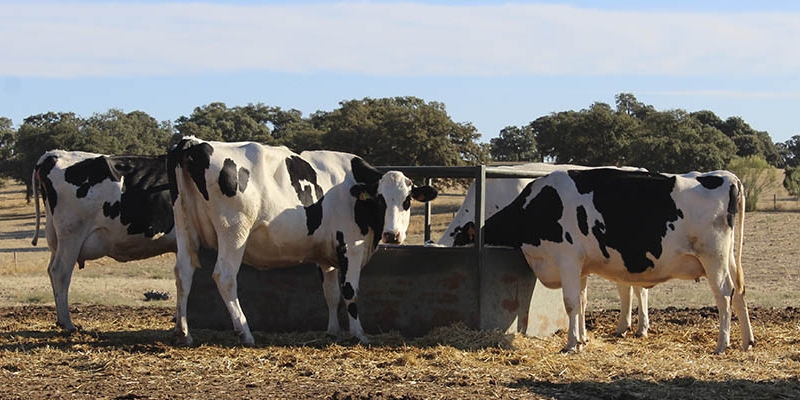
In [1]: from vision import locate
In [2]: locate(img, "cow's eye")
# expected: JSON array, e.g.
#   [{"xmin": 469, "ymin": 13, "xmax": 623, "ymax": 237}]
[{"xmin": 402, "ymin": 195, "xmax": 411, "ymax": 210}]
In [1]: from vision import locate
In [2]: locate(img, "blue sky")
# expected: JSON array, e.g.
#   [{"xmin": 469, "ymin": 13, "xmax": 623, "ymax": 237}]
[{"xmin": 2, "ymin": 1, "xmax": 799, "ymax": 144}]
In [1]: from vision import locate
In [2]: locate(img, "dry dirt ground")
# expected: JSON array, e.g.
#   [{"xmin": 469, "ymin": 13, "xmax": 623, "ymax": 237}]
[{"xmin": 1, "ymin": 173, "xmax": 800, "ymax": 399}]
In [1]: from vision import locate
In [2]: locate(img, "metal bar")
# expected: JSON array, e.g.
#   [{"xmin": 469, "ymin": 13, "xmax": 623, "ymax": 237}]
[
  {"xmin": 474, "ymin": 165, "xmax": 486, "ymax": 254},
  {"xmin": 424, "ymin": 177, "xmax": 432, "ymax": 243},
  {"xmin": 376, "ymin": 165, "xmax": 550, "ymax": 180}
]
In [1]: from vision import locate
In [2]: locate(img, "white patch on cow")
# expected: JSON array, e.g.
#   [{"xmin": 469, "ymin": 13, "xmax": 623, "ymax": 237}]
[{"xmin": 378, "ymin": 172, "xmax": 414, "ymax": 244}]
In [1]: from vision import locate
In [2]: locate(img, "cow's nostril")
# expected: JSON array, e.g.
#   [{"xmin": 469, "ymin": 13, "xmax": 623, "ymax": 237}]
[{"xmin": 382, "ymin": 232, "xmax": 400, "ymax": 243}]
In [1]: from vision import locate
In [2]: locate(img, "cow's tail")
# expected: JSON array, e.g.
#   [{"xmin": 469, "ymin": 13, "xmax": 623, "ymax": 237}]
[
  {"xmin": 31, "ymin": 167, "xmax": 42, "ymax": 246},
  {"xmin": 167, "ymin": 138, "xmax": 203, "ymax": 270},
  {"xmin": 733, "ymin": 176, "xmax": 746, "ymax": 295}
]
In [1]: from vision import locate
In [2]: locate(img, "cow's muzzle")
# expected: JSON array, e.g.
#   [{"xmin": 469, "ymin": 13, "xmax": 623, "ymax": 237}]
[{"xmin": 382, "ymin": 231, "xmax": 402, "ymax": 244}]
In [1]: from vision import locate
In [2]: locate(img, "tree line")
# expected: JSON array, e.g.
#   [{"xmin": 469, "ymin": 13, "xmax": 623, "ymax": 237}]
[{"xmin": 2, "ymin": 93, "xmax": 799, "ymax": 198}]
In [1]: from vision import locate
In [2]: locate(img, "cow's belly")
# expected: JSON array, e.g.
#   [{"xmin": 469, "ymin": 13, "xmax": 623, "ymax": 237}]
[
  {"xmin": 240, "ymin": 222, "xmax": 334, "ymax": 269},
  {"xmin": 522, "ymin": 243, "xmax": 707, "ymax": 288},
  {"xmin": 587, "ymin": 253, "xmax": 706, "ymax": 286},
  {"xmin": 81, "ymin": 228, "xmax": 176, "ymax": 263}
]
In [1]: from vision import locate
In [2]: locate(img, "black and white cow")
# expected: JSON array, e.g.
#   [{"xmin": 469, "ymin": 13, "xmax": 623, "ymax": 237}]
[
  {"xmin": 438, "ymin": 163, "xmax": 650, "ymax": 337},
  {"xmin": 32, "ymin": 150, "xmax": 176, "ymax": 332},
  {"xmin": 167, "ymin": 137, "xmax": 437, "ymax": 346},
  {"xmin": 472, "ymin": 167, "xmax": 754, "ymax": 353}
]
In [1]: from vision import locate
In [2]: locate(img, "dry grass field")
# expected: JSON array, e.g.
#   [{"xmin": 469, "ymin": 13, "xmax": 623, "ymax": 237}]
[{"xmin": 1, "ymin": 168, "xmax": 799, "ymax": 399}]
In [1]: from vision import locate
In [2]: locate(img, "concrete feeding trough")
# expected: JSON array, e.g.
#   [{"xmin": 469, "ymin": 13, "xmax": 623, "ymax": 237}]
[{"xmin": 187, "ymin": 166, "xmax": 568, "ymax": 338}]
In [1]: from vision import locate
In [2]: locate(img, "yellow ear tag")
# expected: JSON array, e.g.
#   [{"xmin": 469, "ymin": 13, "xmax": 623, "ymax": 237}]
[{"xmin": 359, "ymin": 192, "xmax": 371, "ymax": 201}]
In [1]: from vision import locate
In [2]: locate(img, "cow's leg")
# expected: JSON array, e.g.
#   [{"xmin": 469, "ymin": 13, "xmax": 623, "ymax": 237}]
[
  {"xmin": 340, "ymin": 251, "xmax": 369, "ymax": 344},
  {"xmin": 704, "ymin": 256, "xmax": 734, "ymax": 354},
  {"xmin": 173, "ymin": 249, "xmax": 197, "ymax": 346},
  {"xmin": 732, "ymin": 289, "xmax": 754, "ymax": 350},
  {"xmin": 211, "ymin": 243, "xmax": 253, "ymax": 346},
  {"xmin": 319, "ymin": 265, "xmax": 342, "ymax": 338},
  {"xmin": 558, "ymin": 260, "xmax": 584, "ymax": 353},
  {"xmin": 730, "ymin": 255, "xmax": 755, "ymax": 350},
  {"xmin": 634, "ymin": 286, "xmax": 650, "ymax": 337},
  {"xmin": 615, "ymin": 284, "xmax": 633, "ymax": 337},
  {"xmin": 47, "ymin": 243, "xmax": 79, "ymax": 333},
  {"xmin": 578, "ymin": 276, "xmax": 589, "ymax": 344}
]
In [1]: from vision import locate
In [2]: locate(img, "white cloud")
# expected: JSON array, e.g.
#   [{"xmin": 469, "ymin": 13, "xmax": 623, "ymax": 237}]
[
  {"xmin": 2, "ymin": 2, "xmax": 799, "ymax": 78},
  {"xmin": 642, "ymin": 89, "xmax": 800, "ymax": 100}
]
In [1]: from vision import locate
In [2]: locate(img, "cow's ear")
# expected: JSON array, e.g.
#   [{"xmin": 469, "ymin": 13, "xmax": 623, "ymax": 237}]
[
  {"xmin": 350, "ymin": 183, "xmax": 373, "ymax": 201},
  {"xmin": 411, "ymin": 185, "xmax": 438, "ymax": 202}
]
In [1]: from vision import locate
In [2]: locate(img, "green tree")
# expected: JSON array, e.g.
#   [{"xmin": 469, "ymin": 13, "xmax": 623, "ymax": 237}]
[
  {"xmin": 9, "ymin": 112, "xmax": 88, "ymax": 198},
  {"xmin": 0, "ymin": 117, "xmax": 15, "ymax": 186},
  {"xmin": 315, "ymin": 97, "xmax": 487, "ymax": 166},
  {"xmin": 265, "ymin": 108, "xmax": 325, "ymax": 151},
  {"xmin": 532, "ymin": 102, "xmax": 639, "ymax": 166},
  {"xmin": 628, "ymin": 109, "xmax": 736, "ymax": 173},
  {"xmin": 717, "ymin": 116, "xmax": 780, "ymax": 165},
  {"xmin": 490, "ymin": 125, "xmax": 538, "ymax": 162},
  {"xmin": 174, "ymin": 102, "xmax": 275, "ymax": 144},
  {"xmin": 83, "ymin": 109, "xmax": 173, "ymax": 155},
  {"xmin": 778, "ymin": 135, "xmax": 800, "ymax": 195},
  {"xmin": 728, "ymin": 156, "xmax": 777, "ymax": 211}
]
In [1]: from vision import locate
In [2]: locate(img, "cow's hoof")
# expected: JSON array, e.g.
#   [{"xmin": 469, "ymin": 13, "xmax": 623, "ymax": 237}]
[
  {"xmin": 56, "ymin": 321, "xmax": 77, "ymax": 334},
  {"xmin": 635, "ymin": 329, "xmax": 649, "ymax": 338},
  {"xmin": 560, "ymin": 343, "xmax": 583, "ymax": 354},
  {"xmin": 235, "ymin": 331, "xmax": 255, "ymax": 347},
  {"xmin": 741, "ymin": 340, "xmax": 755, "ymax": 351},
  {"xmin": 173, "ymin": 331, "xmax": 194, "ymax": 347},
  {"xmin": 614, "ymin": 326, "xmax": 630, "ymax": 338}
]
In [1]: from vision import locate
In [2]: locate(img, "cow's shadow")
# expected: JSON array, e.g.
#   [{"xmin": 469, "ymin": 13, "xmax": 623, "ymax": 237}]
[{"xmin": 509, "ymin": 377, "xmax": 800, "ymax": 399}]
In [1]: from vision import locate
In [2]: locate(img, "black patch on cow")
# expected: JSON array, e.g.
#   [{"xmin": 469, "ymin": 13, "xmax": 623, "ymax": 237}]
[
  {"xmin": 565, "ymin": 232, "xmax": 573, "ymax": 244},
  {"xmin": 354, "ymin": 194, "xmax": 385, "ymax": 248},
  {"xmin": 111, "ymin": 155, "xmax": 175, "ymax": 238},
  {"xmin": 727, "ymin": 182, "xmax": 738, "ymax": 228},
  {"xmin": 576, "ymin": 205, "xmax": 588, "ymax": 236},
  {"xmin": 403, "ymin": 195, "xmax": 411, "ymax": 210},
  {"xmin": 285, "ymin": 156, "xmax": 324, "ymax": 207},
  {"xmin": 452, "ymin": 222, "xmax": 476, "ymax": 246},
  {"xmin": 568, "ymin": 168, "xmax": 681, "ymax": 274},
  {"xmin": 168, "ymin": 139, "xmax": 214, "ymax": 202},
  {"xmin": 305, "ymin": 196, "xmax": 324, "ymax": 235},
  {"xmin": 238, "ymin": 167, "xmax": 249, "ymax": 193},
  {"xmin": 335, "ymin": 231, "xmax": 348, "ymax": 286},
  {"xmin": 218, "ymin": 158, "xmax": 239, "ymax": 197},
  {"xmin": 349, "ymin": 157, "xmax": 387, "ymax": 248},
  {"xmin": 103, "ymin": 201, "xmax": 121, "ymax": 219},
  {"xmin": 669, "ymin": 223, "xmax": 675, "ymax": 231},
  {"xmin": 347, "ymin": 303, "xmax": 358, "ymax": 319},
  {"xmin": 697, "ymin": 175, "xmax": 724, "ymax": 189},
  {"xmin": 592, "ymin": 220, "xmax": 610, "ymax": 258},
  {"xmin": 342, "ymin": 282, "xmax": 355, "ymax": 300},
  {"xmin": 482, "ymin": 183, "xmax": 564, "ymax": 248},
  {"xmin": 64, "ymin": 156, "xmax": 116, "ymax": 198},
  {"xmin": 35, "ymin": 155, "xmax": 59, "ymax": 213},
  {"xmin": 60, "ymin": 154, "xmax": 174, "ymax": 238},
  {"xmin": 351, "ymin": 157, "xmax": 383, "ymax": 186}
]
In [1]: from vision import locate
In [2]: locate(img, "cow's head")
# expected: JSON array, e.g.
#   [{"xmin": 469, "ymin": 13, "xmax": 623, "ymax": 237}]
[{"xmin": 350, "ymin": 171, "xmax": 437, "ymax": 244}]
